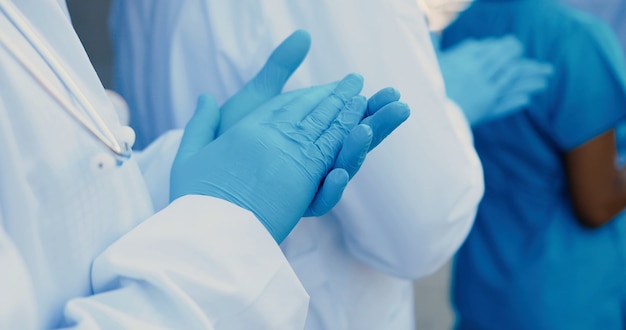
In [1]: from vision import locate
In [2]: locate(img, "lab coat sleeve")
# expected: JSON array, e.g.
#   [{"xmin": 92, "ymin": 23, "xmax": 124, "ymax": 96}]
[
  {"xmin": 0, "ymin": 196, "xmax": 308, "ymax": 329},
  {"xmin": 260, "ymin": 1, "xmax": 485, "ymax": 280},
  {"xmin": 334, "ymin": 94, "xmax": 484, "ymax": 280},
  {"xmin": 317, "ymin": 1, "xmax": 484, "ymax": 280}
]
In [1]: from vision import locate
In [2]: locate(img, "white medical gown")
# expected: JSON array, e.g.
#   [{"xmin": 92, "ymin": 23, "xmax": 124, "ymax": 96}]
[
  {"xmin": 0, "ymin": 0, "xmax": 308, "ymax": 328},
  {"xmin": 111, "ymin": 0, "xmax": 485, "ymax": 329}
]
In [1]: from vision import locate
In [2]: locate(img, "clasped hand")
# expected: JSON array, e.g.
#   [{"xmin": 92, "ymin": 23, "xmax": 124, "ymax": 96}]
[
  {"xmin": 437, "ymin": 36, "xmax": 554, "ymax": 125},
  {"xmin": 170, "ymin": 30, "xmax": 410, "ymax": 243}
]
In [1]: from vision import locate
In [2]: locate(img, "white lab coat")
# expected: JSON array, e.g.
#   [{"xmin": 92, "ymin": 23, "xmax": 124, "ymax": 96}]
[
  {"xmin": 111, "ymin": 0, "xmax": 485, "ymax": 329},
  {"xmin": 0, "ymin": 0, "xmax": 308, "ymax": 328}
]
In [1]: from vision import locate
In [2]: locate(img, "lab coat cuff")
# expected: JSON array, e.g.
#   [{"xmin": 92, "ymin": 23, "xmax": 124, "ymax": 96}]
[{"xmin": 90, "ymin": 194, "xmax": 308, "ymax": 328}]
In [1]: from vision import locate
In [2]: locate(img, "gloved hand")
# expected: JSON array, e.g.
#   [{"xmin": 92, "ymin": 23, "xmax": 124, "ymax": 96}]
[
  {"xmin": 170, "ymin": 74, "xmax": 373, "ymax": 243},
  {"xmin": 304, "ymin": 86, "xmax": 410, "ymax": 215},
  {"xmin": 438, "ymin": 36, "xmax": 554, "ymax": 125},
  {"xmin": 216, "ymin": 29, "xmax": 410, "ymax": 217}
]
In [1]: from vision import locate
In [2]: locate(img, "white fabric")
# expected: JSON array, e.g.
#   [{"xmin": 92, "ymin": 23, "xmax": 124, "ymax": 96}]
[
  {"xmin": 134, "ymin": 129, "xmax": 184, "ymax": 212},
  {"xmin": 105, "ymin": 89, "xmax": 131, "ymax": 126},
  {"xmin": 111, "ymin": 1, "xmax": 485, "ymax": 329},
  {"xmin": 416, "ymin": 0, "xmax": 474, "ymax": 32},
  {"xmin": 0, "ymin": 0, "xmax": 307, "ymax": 328}
]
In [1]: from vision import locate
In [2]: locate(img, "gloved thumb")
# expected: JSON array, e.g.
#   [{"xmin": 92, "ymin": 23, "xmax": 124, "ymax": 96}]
[{"xmin": 176, "ymin": 94, "xmax": 220, "ymax": 162}]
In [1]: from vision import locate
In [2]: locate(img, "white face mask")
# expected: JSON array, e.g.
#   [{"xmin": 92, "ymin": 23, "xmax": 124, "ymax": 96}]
[{"xmin": 416, "ymin": 0, "xmax": 474, "ymax": 32}]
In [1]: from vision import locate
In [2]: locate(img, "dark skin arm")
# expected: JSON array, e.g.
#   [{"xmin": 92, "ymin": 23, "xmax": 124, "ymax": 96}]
[{"xmin": 565, "ymin": 129, "xmax": 626, "ymax": 228}]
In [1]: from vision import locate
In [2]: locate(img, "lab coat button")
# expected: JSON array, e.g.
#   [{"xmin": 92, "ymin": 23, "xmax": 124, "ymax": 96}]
[{"xmin": 91, "ymin": 152, "xmax": 117, "ymax": 174}]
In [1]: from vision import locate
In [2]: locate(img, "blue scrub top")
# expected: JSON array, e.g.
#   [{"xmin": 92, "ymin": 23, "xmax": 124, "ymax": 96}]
[
  {"xmin": 558, "ymin": 0, "xmax": 626, "ymax": 165},
  {"xmin": 442, "ymin": 1, "xmax": 626, "ymax": 329},
  {"xmin": 560, "ymin": 0, "xmax": 626, "ymax": 57}
]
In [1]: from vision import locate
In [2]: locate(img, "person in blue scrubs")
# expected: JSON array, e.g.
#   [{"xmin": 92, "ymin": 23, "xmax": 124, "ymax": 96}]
[
  {"xmin": 559, "ymin": 0, "xmax": 626, "ymax": 165},
  {"xmin": 441, "ymin": 0, "xmax": 626, "ymax": 328}
]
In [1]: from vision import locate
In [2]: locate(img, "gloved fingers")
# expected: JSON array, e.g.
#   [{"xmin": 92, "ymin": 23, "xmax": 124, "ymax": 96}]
[
  {"xmin": 484, "ymin": 52, "xmax": 523, "ymax": 83},
  {"xmin": 253, "ymin": 82, "xmax": 338, "ymax": 119},
  {"xmin": 176, "ymin": 94, "xmax": 220, "ymax": 162},
  {"xmin": 489, "ymin": 66, "xmax": 525, "ymax": 96},
  {"xmin": 218, "ymin": 29, "xmax": 311, "ymax": 135},
  {"xmin": 366, "ymin": 87, "xmax": 401, "ymax": 117},
  {"xmin": 481, "ymin": 36, "xmax": 524, "ymax": 81},
  {"xmin": 329, "ymin": 73, "xmax": 364, "ymax": 100},
  {"xmin": 304, "ymin": 168, "xmax": 349, "ymax": 217},
  {"xmin": 442, "ymin": 37, "xmax": 510, "ymax": 64},
  {"xmin": 314, "ymin": 96, "xmax": 368, "ymax": 158},
  {"xmin": 502, "ymin": 75, "xmax": 551, "ymax": 97},
  {"xmin": 494, "ymin": 59, "xmax": 553, "ymax": 94},
  {"xmin": 297, "ymin": 74, "xmax": 364, "ymax": 136},
  {"xmin": 493, "ymin": 73, "xmax": 552, "ymax": 115},
  {"xmin": 492, "ymin": 93, "xmax": 531, "ymax": 117},
  {"xmin": 447, "ymin": 38, "xmax": 491, "ymax": 58},
  {"xmin": 333, "ymin": 124, "xmax": 373, "ymax": 178},
  {"xmin": 506, "ymin": 61, "xmax": 554, "ymax": 89},
  {"xmin": 360, "ymin": 101, "xmax": 410, "ymax": 150}
]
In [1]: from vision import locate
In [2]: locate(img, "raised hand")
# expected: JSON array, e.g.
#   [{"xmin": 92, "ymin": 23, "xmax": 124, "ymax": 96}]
[{"xmin": 214, "ymin": 30, "xmax": 410, "ymax": 217}]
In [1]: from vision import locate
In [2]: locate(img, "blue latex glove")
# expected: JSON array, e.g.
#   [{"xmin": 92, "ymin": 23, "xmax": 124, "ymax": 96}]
[
  {"xmin": 218, "ymin": 29, "xmax": 311, "ymax": 133},
  {"xmin": 362, "ymin": 87, "xmax": 409, "ymax": 151},
  {"xmin": 216, "ymin": 30, "xmax": 410, "ymax": 216},
  {"xmin": 438, "ymin": 36, "xmax": 554, "ymax": 125},
  {"xmin": 170, "ymin": 74, "xmax": 373, "ymax": 243}
]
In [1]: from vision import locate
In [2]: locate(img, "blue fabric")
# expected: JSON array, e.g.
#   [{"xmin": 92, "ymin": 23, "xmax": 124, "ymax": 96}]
[
  {"xmin": 558, "ymin": 0, "xmax": 626, "ymax": 165},
  {"xmin": 442, "ymin": 1, "xmax": 626, "ymax": 329},
  {"xmin": 560, "ymin": 0, "xmax": 626, "ymax": 57}
]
